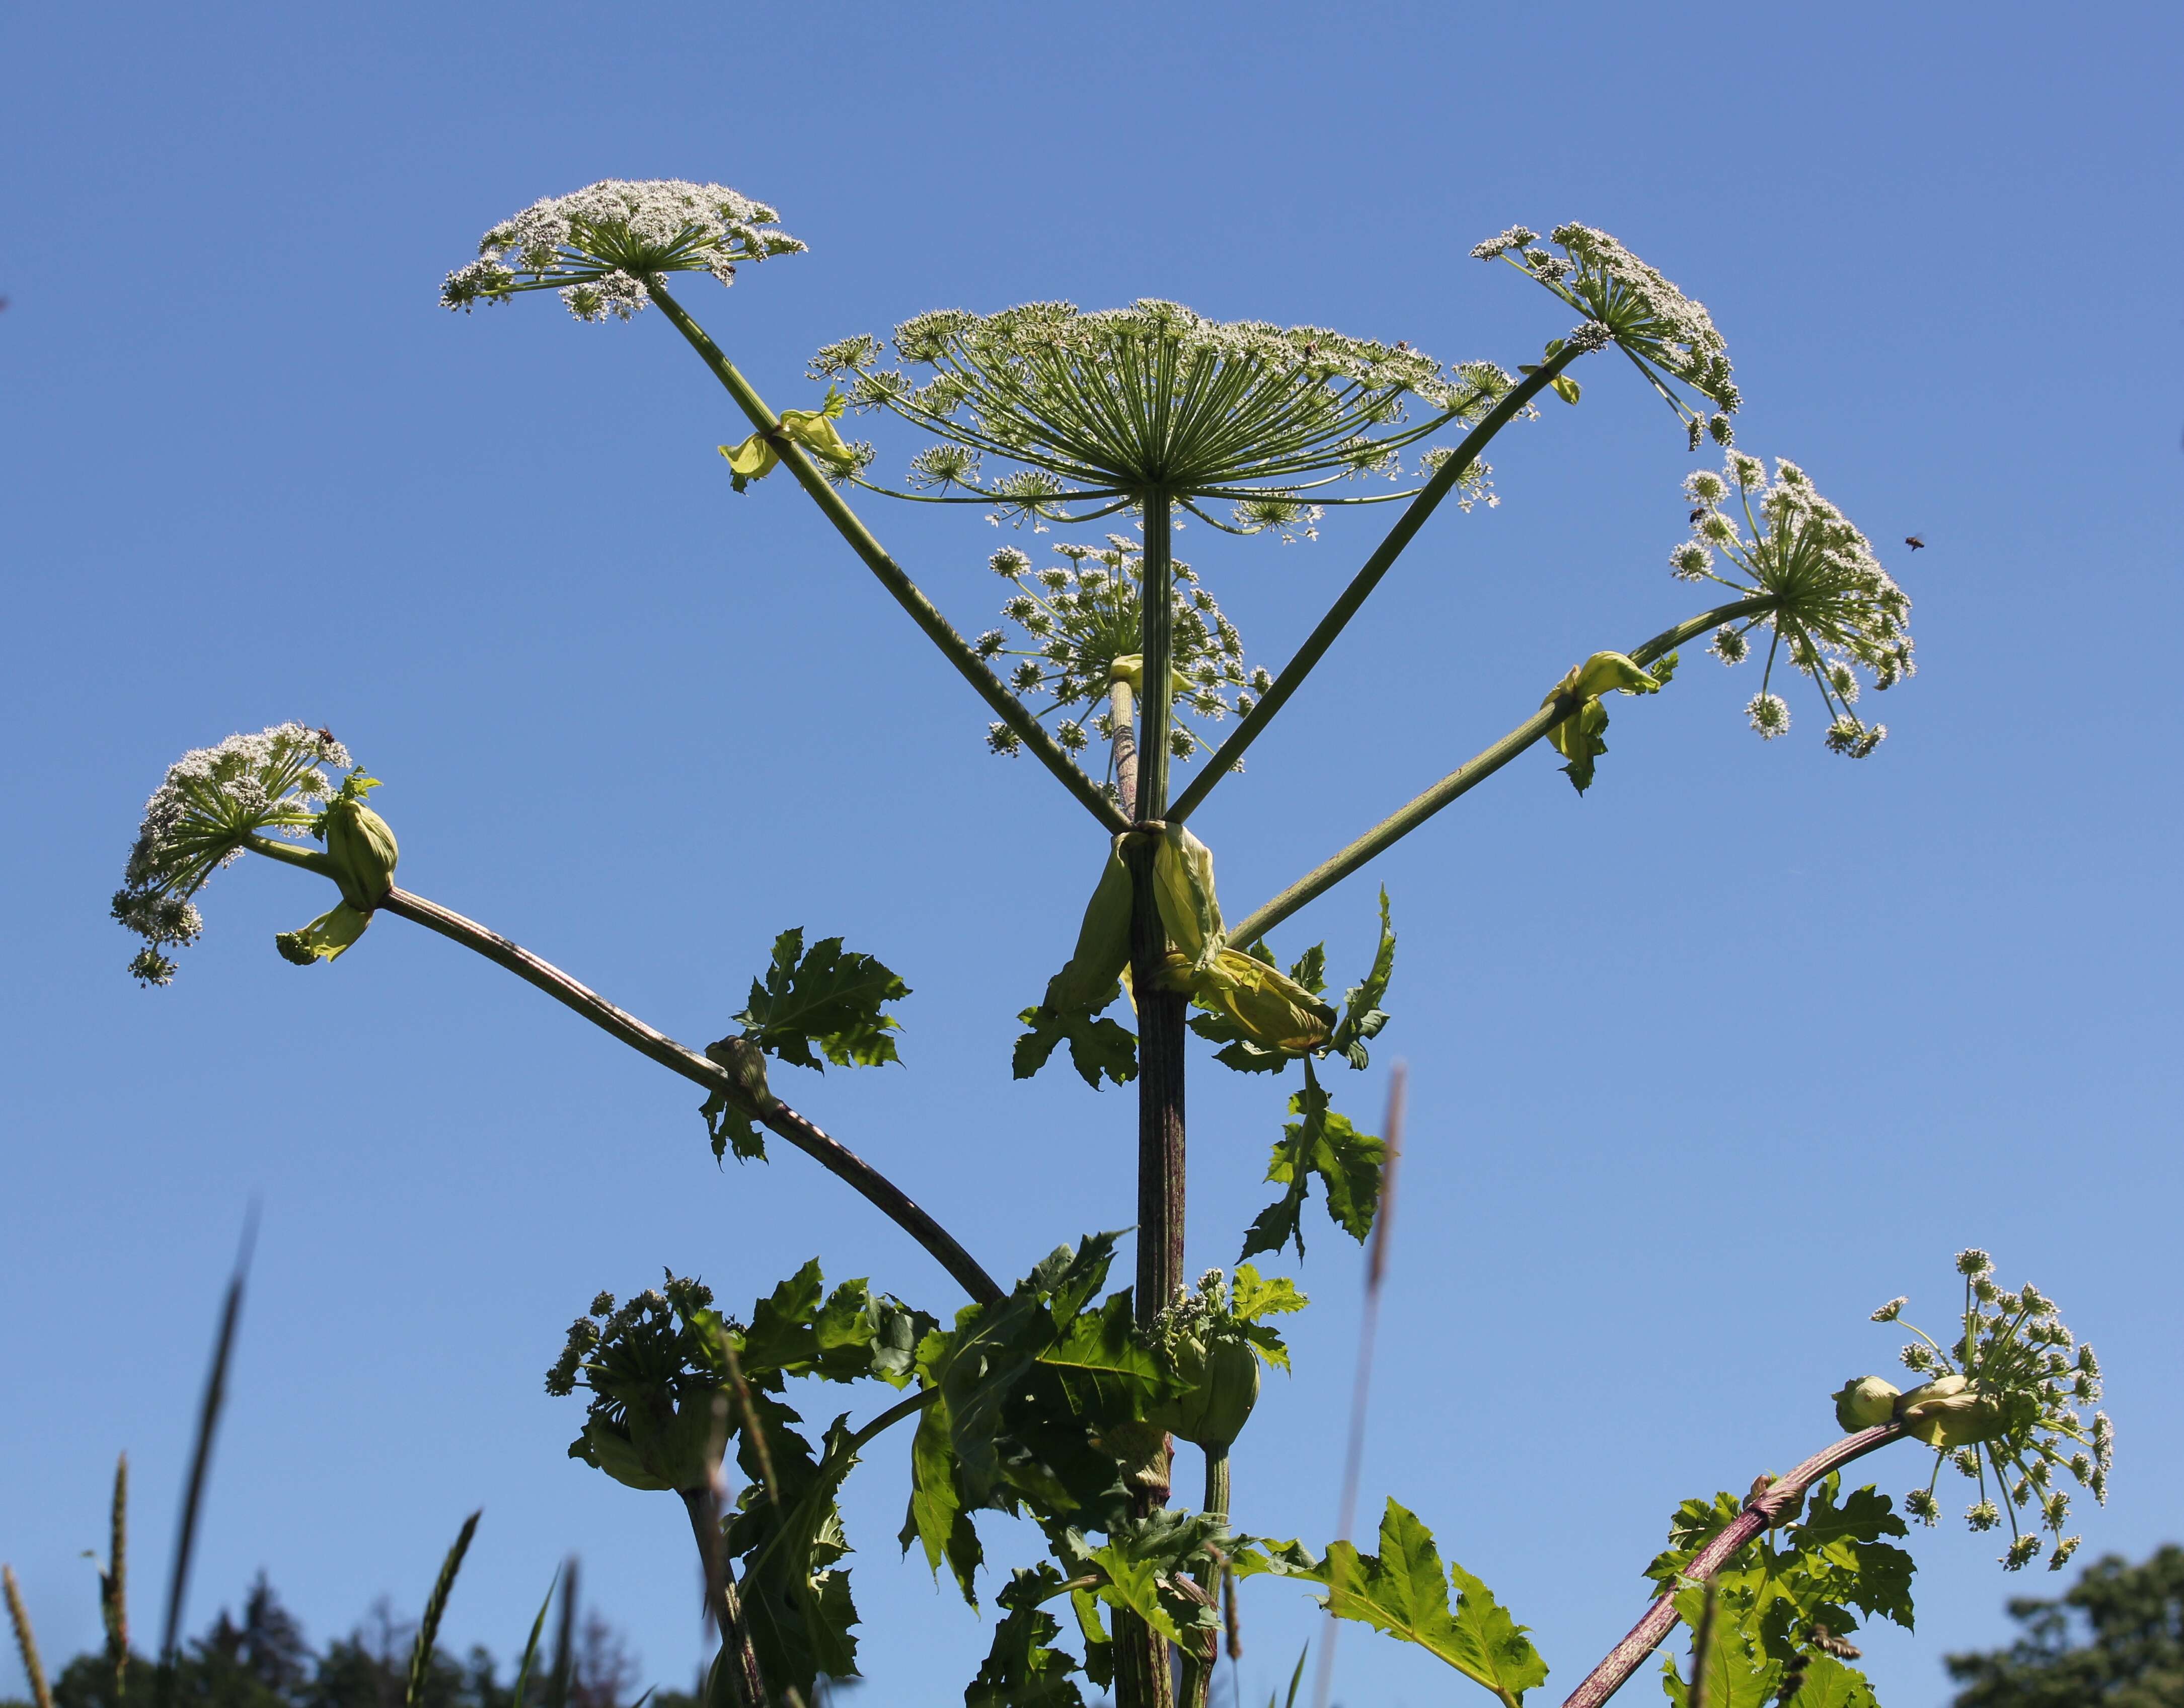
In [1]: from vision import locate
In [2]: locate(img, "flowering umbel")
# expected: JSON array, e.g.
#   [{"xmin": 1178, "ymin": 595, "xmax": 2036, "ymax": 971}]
[
  {"xmin": 112, "ymin": 724, "xmax": 351, "ymax": 985},
  {"xmin": 812, "ymin": 300, "xmax": 1515, "ymax": 528},
  {"xmin": 974, "ymin": 538, "xmax": 1269, "ymax": 770},
  {"xmin": 1473, "ymin": 223, "xmax": 1738, "ymax": 448},
  {"xmin": 440, "ymin": 180, "xmax": 804, "ymax": 323},
  {"xmin": 1841, "ymin": 1249, "xmax": 2107, "ymax": 1571},
  {"xmin": 1676, "ymin": 455, "xmax": 1914, "ymax": 755},
  {"xmin": 547, "ymin": 1274, "xmax": 734, "ymax": 1493}
]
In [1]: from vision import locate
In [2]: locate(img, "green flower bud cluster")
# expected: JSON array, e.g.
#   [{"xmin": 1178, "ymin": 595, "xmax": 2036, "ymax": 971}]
[
  {"xmin": 1146, "ymin": 1266, "xmax": 1305, "ymax": 1450},
  {"xmin": 1837, "ymin": 1249, "xmax": 2109, "ymax": 1571},
  {"xmin": 546, "ymin": 1273, "xmax": 736, "ymax": 1494}
]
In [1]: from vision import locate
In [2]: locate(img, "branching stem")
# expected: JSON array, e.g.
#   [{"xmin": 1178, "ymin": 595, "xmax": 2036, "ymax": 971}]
[
  {"xmin": 643, "ymin": 281, "xmax": 1129, "ymax": 835},
  {"xmin": 244, "ymin": 842, "xmax": 1004, "ymax": 1307},
  {"xmin": 1226, "ymin": 597, "xmax": 1773, "ymax": 944},
  {"xmin": 1168, "ymin": 347, "xmax": 1590, "ymax": 825},
  {"xmin": 1558, "ymin": 1423, "xmax": 1905, "ymax": 1708}
]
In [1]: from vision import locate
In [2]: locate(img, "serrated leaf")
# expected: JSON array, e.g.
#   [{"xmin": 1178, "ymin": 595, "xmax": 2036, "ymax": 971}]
[
  {"xmin": 1239, "ymin": 1066, "xmax": 1384, "ymax": 1261},
  {"xmin": 1313, "ymin": 1500, "xmax": 1547, "ymax": 1704},
  {"xmin": 1791, "ymin": 1481, "xmax": 1914, "ymax": 1631},
  {"xmin": 964, "ymin": 1566, "xmax": 1087, "ymax": 1708},
  {"xmin": 1287, "ymin": 943, "xmax": 1328, "ymax": 997},
  {"xmin": 1775, "ymin": 1654, "xmax": 1877, "ymax": 1708},
  {"xmin": 1330, "ymin": 889, "xmax": 1396, "ymax": 1068},
  {"xmin": 737, "ymin": 928, "xmax": 910, "ymax": 1071},
  {"xmin": 1016, "ymin": 1002, "xmax": 1137, "ymax": 1088},
  {"xmin": 1229, "ymin": 1265, "xmax": 1308, "ymax": 1322},
  {"xmin": 901, "ymin": 1393, "xmax": 983, "ymax": 1606},
  {"xmin": 1085, "ymin": 1512, "xmax": 1229, "ymax": 1651},
  {"xmin": 699, "ymin": 1087, "xmax": 767, "ymax": 1163},
  {"xmin": 1660, "ymin": 1643, "xmax": 1781, "ymax": 1708},
  {"xmin": 1549, "ymin": 698, "xmax": 1611, "ymax": 794},
  {"xmin": 721, "ymin": 1405, "xmax": 863, "ymax": 1698},
  {"xmin": 734, "ymin": 1263, "xmax": 936, "ymax": 1389}
]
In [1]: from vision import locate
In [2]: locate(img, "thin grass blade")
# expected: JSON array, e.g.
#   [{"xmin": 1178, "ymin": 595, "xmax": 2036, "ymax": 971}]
[
  {"xmin": 158, "ymin": 1212, "xmax": 257, "ymax": 1708},
  {"xmin": 510, "ymin": 1567, "xmax": 560, "ymax": 1708},
  {"xmin": 405, "ymin": 1510, "xmax": 482, "ymax": 1708},
  {"xmin": 4, "ymin": 1565, "xmax": 54, "ymax": 1708}
]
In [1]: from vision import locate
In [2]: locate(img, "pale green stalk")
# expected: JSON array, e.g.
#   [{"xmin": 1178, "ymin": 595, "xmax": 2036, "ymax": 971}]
[
  {"xmin": 1168, "ymin": 346, "xmax": 1590, "ymax": 825},
  {"xmin": 1227, "ymin": 597, "xmax": 1773, "ymax": 944},
  {"xmin": 643, "ymin": 281, "xmax": 1129, "ymax": 834},
  {"xmin": 239, "ymin": 845, "xmax": 1003, "ymax": 1306}
]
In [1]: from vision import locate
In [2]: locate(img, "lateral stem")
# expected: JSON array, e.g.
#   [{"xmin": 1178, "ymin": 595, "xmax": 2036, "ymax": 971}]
[
  {"xmin": 1558, "ymin": 1424, "xmax": 1905, "ymax": 1708},
  {"xmin": 1225, "ymin": 597, "xmax": 1773, "ymax": 944},
  {"xmin": 1168, "ymin": 347, "xmax": 1589, "ymax": 825},
  {"xmin": 298, "ymin": 878, "xmax": 1008, "ymax": 1305},
  {"xmin": 644, "ymin": 280, "xmax": 1128, "ymax": 835}
]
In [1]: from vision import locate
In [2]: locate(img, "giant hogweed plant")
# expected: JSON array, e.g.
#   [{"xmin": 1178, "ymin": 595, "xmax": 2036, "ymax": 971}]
[{"xmin": 106, "ymin": 181, "xmax": 2115, "ymax": 1708}]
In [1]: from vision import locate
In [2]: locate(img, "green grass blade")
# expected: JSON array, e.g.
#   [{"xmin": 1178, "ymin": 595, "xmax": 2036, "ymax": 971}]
[
  {"xmin": 405, "ymin": 1510, "xmax": 482, "ymax": 1708},
  {"xmin": 510, "ymin": 1567, "xmax": 560, "ymax": 1708},
  {"xmin": 158, "ymin": 1215, "xmax": 256, "ymax": 1708},
  {"xmin": 4, "ymin": 1565, "xmax": 55, "ymax": 1708}
]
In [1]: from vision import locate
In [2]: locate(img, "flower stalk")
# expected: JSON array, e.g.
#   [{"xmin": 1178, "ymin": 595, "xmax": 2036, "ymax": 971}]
[
  {"xmin": 236, "ymin": 848, "xmax": 1005, "ymax": 1306},
  {"xmin": 642, "ymin": 281, "xmax": 1128, "ymax": 834},
  {"xmin": 1559, "ymin": 1424, "xmax": 1904, "ymax": 1708},
  {"xmin": 1226, "ymin": 597, "xmax": 1773, "ymax": 944}
]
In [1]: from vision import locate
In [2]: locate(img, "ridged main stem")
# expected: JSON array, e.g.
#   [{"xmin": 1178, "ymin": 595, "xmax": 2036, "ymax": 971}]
[{"xmin": 1120, "ymin": 493, "xmax": 1183, "ymax": 1708}]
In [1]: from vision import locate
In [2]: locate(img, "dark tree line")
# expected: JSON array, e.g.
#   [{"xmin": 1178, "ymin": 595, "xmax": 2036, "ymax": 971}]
[
  {"xmin": 6, "ymin": 1578, "xmax": 682, "ymax": 1708},
  {"xmin": 1947, "ymin": 1545, "xmax": 2184, "ymax": 1707}
]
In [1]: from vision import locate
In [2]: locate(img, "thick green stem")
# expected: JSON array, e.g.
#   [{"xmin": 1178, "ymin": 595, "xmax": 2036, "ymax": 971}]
[
  {"xmin": 1110, "ymin": 677, "xmax": 1140, "ymax": 819},
  {"xmin": 1167, "ymin": 347, "xmax": 1590, "ymax": 825},
  {"xmin": 643, "ymin": 282, "xmax": 1128, "ymax": 834},
  {"xmin": 1225, "ymin": 598, "xmax": 1773, "ymax": 944},
  {"xmin": 238, "ymin": 850, "xmax": 1005, "ymax": 1306},
  {"xmin": 680, "ymin": 1489, "xmax": 769, "ymax": 1708}
]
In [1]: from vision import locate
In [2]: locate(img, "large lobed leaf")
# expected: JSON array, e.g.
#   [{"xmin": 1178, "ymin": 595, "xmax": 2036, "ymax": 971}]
[
  {"xmin": 738, "ymin": 927, "xmax": 910, "ymax": 1070},
  {"xmin": 1298, "ymin": 1500, "xmax": 1547, "ymax": 1706}
]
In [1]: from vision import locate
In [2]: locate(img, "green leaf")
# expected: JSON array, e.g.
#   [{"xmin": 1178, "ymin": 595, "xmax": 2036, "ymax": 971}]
[
  {"xmin": 1239, "ymin": 1067, "xmax": 1385, "ymax": 1261},
  {"xmin": 1776, "ymin": 1654, "xmax": 1877, "ymax": 1708},
  {"xmin": 1187, "ymin": 1009, "xmax": 1295, "ymax": 1074},
  {"xmin": 1790, "ymin": 1481, "xmax": 1915, "ymax": 1632},
  {"xmin": 1550, "ymin": 375, "xmax": 1581, "ymax": 405},
  {"xmin": 722, "ymin": 1408, "xmax": 865, "ymax": 1698},
  {"xmin": 964, "ymin": 1565, "xmax": 1088, "ymax": 1708},
  {"xmin": 699, "ymin": 1087, "xmax": 767, "ymax": 1163},
  {"xmin": 1084, "ymin": 1512, "xmax": 1229, "ymax": 1650},
  {"xmin": 1015, "ymin": 1001, "xmax": 1137, "ymax": 1088},
  {"xmin": 1549, "ymin": 697, "xmax": 1611, "ymax": 794},
  {"xmin": 733, "ymin": 1262, "xmax": 937, "ymax": 1390},
  {"xmin": 902, "ymin": 1390, "xmax": 984, "ymax": 1605},
  {"xmin": 737, "ymin": 928, "xmax": 910, "ymax": 1071},
  {"xmin": 1329, "ymin": 889, "xmax": 1396, "ymax": 1069},
  {"xmin": 1287, "ymin": 943, "xmax": 1328, "ymax": 997},
  {"xmin": 1315, "ymin": 1501, "xmax": 1547, "ymax": 1704},
  {"xmin": 1660, "ymin": 1641, "xmax": 1781, "ymax": 1708}
]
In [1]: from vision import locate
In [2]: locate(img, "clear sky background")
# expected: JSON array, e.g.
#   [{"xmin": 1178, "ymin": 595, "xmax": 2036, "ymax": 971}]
[{"xmin": 3, "ymin": 5, "xmax": 2178, "ymax": 1706}]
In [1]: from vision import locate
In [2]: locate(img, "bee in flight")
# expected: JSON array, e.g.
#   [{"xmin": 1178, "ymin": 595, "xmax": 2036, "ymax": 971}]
[{"xmin": 1904, "ymin": 535, "xmax": 1926, "ymax": 551}]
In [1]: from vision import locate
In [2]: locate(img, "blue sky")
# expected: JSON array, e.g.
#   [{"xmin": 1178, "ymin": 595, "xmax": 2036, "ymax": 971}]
[{"xmin": 3, "ymin": 4, "xmax": 2178, "ymax": 1706}]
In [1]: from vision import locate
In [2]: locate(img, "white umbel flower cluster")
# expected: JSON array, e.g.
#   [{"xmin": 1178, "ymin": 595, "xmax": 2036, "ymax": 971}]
[
  {"xmin": 1676, "ymin": 454, "xmax": 1913, "ymax": 757},
  {"xmin": 112, "ymin": 723, "xmax": 350, "ymax": 985},
  {"xmin": 441, "ymin": 180, "xmax": 804, "ymax": 323},
  {"xmin": 974, "ymin": 537, "xmax": 1269, "ymax": 771},
  {"xmin": 1474, "ymin": 222, "xmax": 1737, "ymax": 447}
]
